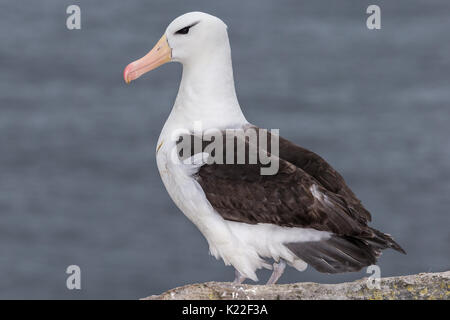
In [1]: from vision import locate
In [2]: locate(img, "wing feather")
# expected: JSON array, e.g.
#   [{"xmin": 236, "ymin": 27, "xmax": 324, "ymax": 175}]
[{"xmin": 176, "ymin": 127, "xmax": 405, "ymax": 258}]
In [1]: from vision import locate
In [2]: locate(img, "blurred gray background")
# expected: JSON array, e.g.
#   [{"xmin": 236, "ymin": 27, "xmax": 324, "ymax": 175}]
[{"xmin": 0, "ymin": 0, "xmax": 449, "ymax": 299}]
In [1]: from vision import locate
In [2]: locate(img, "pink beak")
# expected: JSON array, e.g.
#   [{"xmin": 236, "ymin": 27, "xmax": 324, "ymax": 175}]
[{"xmin": 123, "ymin": 34, "xmax": 172, "ymax": 83}]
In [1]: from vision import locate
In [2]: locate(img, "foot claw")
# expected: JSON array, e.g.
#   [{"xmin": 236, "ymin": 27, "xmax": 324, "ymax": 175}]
[{"xmin": 266, "ymin": 260, "xmax": 286, "ymax": 285}]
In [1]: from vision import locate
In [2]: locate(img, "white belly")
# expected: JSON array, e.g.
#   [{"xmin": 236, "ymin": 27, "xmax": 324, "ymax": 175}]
[{"xmin": 155, "ymin": 140, "xmax": 265, "ymax": 280}]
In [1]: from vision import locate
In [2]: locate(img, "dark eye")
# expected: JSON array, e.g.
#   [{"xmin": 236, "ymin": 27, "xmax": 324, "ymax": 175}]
[
  {"xmin": 174, "ymin": 21, "xmax": 200, "ymax": 35},
  {"xmin": 175, "ymin": 26, "xmax": 190, "ymax": 35}
]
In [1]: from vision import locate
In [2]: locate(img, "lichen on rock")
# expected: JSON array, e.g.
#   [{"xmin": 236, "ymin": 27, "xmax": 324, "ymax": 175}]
[{"xmin": 143, "ymin": 271, "xmax": 449, "ymax": 300}]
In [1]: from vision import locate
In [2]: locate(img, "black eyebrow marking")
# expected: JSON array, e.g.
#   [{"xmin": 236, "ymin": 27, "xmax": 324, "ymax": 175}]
[{"xmin": 175, "ymin": 21, "xmax": 200, "ymax": 35}]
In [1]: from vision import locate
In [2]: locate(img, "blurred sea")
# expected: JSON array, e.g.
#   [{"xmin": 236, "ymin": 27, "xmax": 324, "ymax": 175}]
[{"xmin": 0, "ymin": 0, "xmax": 449, "ymax": 298}]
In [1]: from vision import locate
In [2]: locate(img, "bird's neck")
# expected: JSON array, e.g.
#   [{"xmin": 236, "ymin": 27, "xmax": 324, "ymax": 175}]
[{"xmin": 168, "ymin": 45, "xmax": 247, "ymax": 131}]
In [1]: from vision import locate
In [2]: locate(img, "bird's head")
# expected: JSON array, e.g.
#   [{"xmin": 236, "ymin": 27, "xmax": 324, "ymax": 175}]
[{"xmin": 123, "ymin": 12, "xmax": 229, "ymax": 84}]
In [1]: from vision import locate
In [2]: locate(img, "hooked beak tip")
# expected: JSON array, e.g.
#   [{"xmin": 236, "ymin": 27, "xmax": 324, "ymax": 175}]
[{"xmin": 123, "ymin": 64, "xmax": 132, "ymax": 84}]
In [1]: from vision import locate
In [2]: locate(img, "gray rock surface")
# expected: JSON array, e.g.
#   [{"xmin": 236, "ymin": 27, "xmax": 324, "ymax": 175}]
[{"xmin": 143, "ymin": 271, "xmax": 449, "ymax": 300}]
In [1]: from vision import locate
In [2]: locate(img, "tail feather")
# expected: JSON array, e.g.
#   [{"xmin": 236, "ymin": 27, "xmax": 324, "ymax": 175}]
[
  {"xmin": 364, "ymin": 228, "xmax": 406, "ymax": 254},
  {"xmin": 286, "ymin": 230, "xmax": 405, "ymax": 274}
]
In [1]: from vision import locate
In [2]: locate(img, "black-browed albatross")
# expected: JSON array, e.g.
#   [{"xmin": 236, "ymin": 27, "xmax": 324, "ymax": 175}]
[{"xmin": 123, "ymin": 12, "xmax": 405, "ymax": 284}]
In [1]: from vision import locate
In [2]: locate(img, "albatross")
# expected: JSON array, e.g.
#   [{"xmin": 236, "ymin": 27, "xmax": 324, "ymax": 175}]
[{"xmin": 123, "ymin": 12, "xmax": 405, "ymax": 284}]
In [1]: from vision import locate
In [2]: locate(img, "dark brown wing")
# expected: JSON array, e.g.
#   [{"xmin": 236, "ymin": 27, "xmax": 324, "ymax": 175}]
[
  {"xmin": 196, "ymin": 152, "xmax": 370, "ymax": 236},
  {"xmin": 247, "ymin": 124, "xmax": 372, "ymax": 223},
  {"xmin": 176, "ymin": 128, "xmax": 405, "ymax": 273}
]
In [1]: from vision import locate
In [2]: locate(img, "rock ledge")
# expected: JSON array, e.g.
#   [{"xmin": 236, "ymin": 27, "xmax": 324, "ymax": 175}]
[{"xmin": 143, "ymin": 271, "xmax": 449, "ymax": 300}]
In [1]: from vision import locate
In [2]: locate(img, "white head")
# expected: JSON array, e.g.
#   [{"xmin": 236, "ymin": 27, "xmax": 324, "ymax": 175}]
[
  {"xmin": 167, "ymin": 12, "xmax": 229, "ymax": 64},
  {"xmin": 124, "ymin": 12, "xmax": 247, "ymax": 128},
  {"xmin": 124, "ymin": 12, "xmax": 230, "ymax": 83}
]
